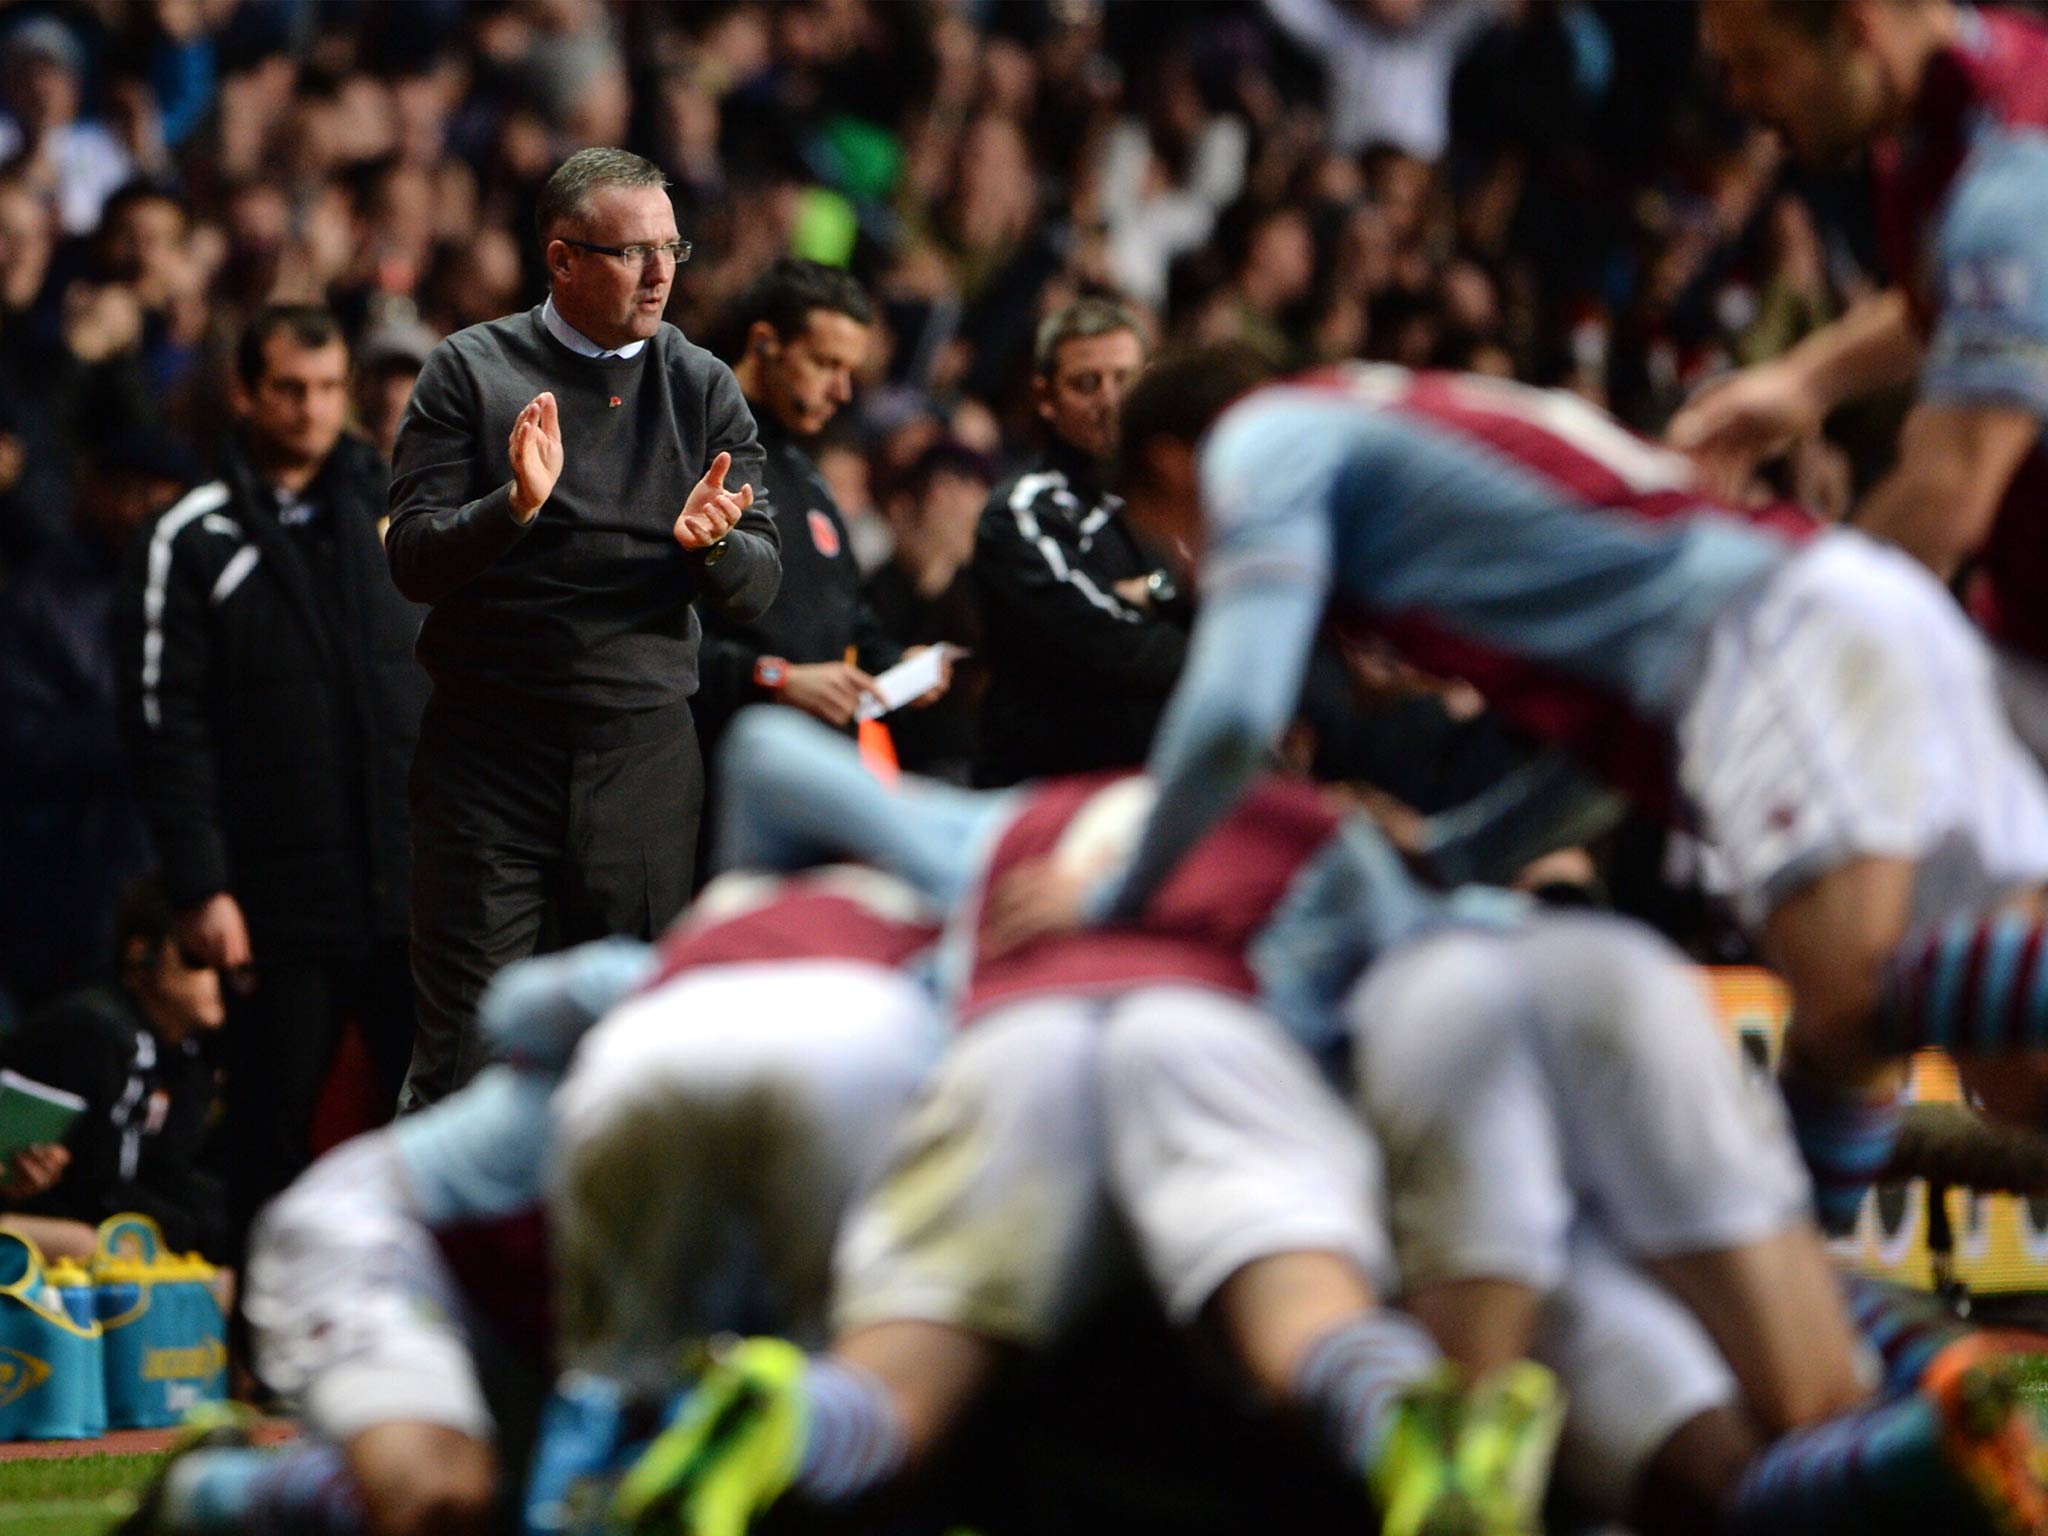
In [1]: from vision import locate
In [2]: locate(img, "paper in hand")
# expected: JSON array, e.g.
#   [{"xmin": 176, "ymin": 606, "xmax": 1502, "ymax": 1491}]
[{"xmin": 856, "ymin": 646, "xmax": 967, "ymax": 721}]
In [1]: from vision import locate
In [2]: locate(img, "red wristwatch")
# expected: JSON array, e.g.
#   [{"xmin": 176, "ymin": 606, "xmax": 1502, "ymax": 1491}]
[{"xmin": 753, "ymin": 656, "xmax": 789, "ymax": 694}]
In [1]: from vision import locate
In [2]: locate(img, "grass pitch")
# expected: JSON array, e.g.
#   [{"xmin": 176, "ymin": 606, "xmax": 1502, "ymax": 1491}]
[
  {"xmin": 0, "ymin": 1351, "xmax": 2036, "ymax": 1536},
  {"xmin": 0, "ymin": 1453, "xmax": 163, "ymax": 1536}
]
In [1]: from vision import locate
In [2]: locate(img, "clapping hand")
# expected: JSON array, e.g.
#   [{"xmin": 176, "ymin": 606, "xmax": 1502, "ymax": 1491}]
[
  {"xmin": 675, "ymin": 451, "xmax": 755, "ymax": 550},
  {"xmin": 508, "ymin": 392, "xmax": 564, "ymax": 523}
]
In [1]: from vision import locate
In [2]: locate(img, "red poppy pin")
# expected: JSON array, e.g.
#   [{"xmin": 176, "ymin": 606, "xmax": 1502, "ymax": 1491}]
[
  {"xmin": 608, "ymin": 395, "xmax": 622, "ymax": 408},
  {"xmin": 808, "ymin": 509, "xmax": 841, "ymax": 557}
]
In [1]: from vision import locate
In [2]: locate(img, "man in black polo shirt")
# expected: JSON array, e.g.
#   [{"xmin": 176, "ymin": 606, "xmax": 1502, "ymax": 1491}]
[
  {"xmin": 694, "ymin": 258, "xmax": 948, "ymax": 756},
  {"xmin": 970, "ymin": 298, "xmax": 1187, "ymax": 787},
  {"xmin": 388, "ymin": 147, "xmax": 780, "ymax": 1105}
]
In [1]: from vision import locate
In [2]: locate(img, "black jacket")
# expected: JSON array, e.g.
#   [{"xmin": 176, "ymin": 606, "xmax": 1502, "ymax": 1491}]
[
  {"xmin": 970, "ymin": 442, "xmax": 1188, "ymax": 787},
  {"xmin": 5, "ymin": 983, "xmax": 224, "ymax": 1259},
  {"xmin": 114, "ymin": 434, "xmax": 427, "ymax": 958},
  {"xmin": 693, "ymin": 413, "xmax": 901, "ymax": 743}
]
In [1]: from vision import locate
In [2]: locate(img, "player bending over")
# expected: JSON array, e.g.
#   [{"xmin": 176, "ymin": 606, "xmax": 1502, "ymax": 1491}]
[{"xmin": 985, "ymin": 351, "xmax": 2048, "ymax": 1246}]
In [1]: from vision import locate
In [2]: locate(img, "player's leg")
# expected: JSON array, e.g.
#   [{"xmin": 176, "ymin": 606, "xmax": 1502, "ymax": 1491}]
[
  {"xmin": 1100, "ymin": 985, "xmax": 1561, "ymax": 1536},
  {"xmin": 1542, "ymin": 1228, "xmax": 2046, "ymax": 1536},
  {"xmin": 1759, "ymin": 855, "xmax": 1917, "ymax": 1234},
  {"xmin": 547, "ymin": 963, "xmax": 941, "ymax": 1390},
  {"xmin": 612, "ymin": 997, "xmax": 1113, "ymax": 1536},
  {"xmin": 1681, "ymin": 531, "xmax": 2048, "ymax": 1227},
  {"xmin": 129, "ymin": 1137, "xmax": 501, "ymax": 1536},
  {"xmin": 1347, "ymin": 930, "xmax": 1573, "ymax": 1375},
  {"xmin": 1508, "ymin": 913, "xmax": 1865, "ymax": 1435},
  {"xmin": 824, "ymin": 996, "xmax": 1114, "ymax": 1471}
]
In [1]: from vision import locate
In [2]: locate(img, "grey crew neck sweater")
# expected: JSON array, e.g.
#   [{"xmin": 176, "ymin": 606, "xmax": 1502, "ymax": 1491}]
[{"xmin": 387, "ymin": 305, "xmax": 780, "ymax": 726}]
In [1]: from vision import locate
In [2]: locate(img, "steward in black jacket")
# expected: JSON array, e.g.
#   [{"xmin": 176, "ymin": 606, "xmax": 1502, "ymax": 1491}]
[
  {"xmin": 116, "ymin": 309, "xmax": 425, "ymax": 1257},
  {"xmin": 693, "ymin": 411, "xmax": 902, "ymax": 744},
  {"xmin": 970, "ymin": 438, "xmax": 1189, "ymax": 787},
  {"xmin": 116, "ymin": 431, "xmax": 424, "ymax": 958}
]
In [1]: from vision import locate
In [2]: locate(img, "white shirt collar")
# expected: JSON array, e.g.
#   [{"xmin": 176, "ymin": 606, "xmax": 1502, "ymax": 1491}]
[{"xmin": 541, "ymin": 295, "xmax": 648, "ymax": 360}]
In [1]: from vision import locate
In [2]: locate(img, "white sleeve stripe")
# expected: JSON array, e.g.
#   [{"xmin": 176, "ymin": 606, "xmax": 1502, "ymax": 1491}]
[
  {"xmin": 1005, "ymin": 474, "xmax": 1139, "ymax": 624},
  {"xmin": 141, "ymin": 481, "xmax": 231, "ymax": 730},
  {"xmin": 210, "ymin": 544, "xmax": 261, "ymax": 606}
]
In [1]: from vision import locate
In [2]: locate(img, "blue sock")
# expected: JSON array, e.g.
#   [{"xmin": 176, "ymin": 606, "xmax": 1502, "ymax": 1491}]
[
  {"xmin": 791, "ymin": 1358, "xmax": 905, "ymax": 1505},
  {"xmin": 1880, "ymin": 911, "xmax": 2048, "ymax": 1054},
  {"xmin": 165, "ymin": 1445, "xmax": 362, "ymax": 1536},
  {"xmin": 1290, "ymin": 1311, "xmax": 1444, "ymax": 1474},
  {"xmin": 1841, "ymin": 1274, "xmax": 1968, "ymax": 1394},
  {"xmin": 1780, "ymin": 1068, "xmax": 1901, "ymax": 1236},
  {"xmin": 1730, "ymin": 1393, "xmax": 1959, "ymax": 1535}
]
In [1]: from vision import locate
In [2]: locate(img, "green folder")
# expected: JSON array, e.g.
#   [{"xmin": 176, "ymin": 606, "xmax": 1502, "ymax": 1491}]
[{"xmin": 0, "ymin": 1069, "xmax": 85, "ymax": 1161}]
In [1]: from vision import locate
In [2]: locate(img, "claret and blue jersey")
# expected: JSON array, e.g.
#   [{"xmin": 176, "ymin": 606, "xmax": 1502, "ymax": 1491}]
[
  {"xmin": 1877, "ymin": 5, "xmax": 2048, "ymax": 659},
  {"xmin": 1205, "ymin": 366, "xmax": 1804, "ymax": 751},
  {"xmin": 1098, "ymin": 365, "xmax": 1812, "ymax": 923}
]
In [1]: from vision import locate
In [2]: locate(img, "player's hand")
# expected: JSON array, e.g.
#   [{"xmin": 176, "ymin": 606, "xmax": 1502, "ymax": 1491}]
[
  {"xmin": 675, "ymin": 450, "xmax": 755, "ymax": 550},
  {"xmin": 508, "ymin": 392, "xmax": 563, "ymax": 523},
  {"xmin": 980, "ymin": 856, "xmax": 1090, "ymax": 958},
  {"xmin": 0, "ymin": 1144, "xmax": 69, "ymax": 1202},
  {"xmin": 174, "ymin": 892, "xmax": 253, "ymax": 973},
  {"xmin": 1665, "ymin": 362, "xmax": 1822, "ymax": 500},
  {"xmin": 778, "ymin": 662, "xmax": 879, "ymax": 727}
]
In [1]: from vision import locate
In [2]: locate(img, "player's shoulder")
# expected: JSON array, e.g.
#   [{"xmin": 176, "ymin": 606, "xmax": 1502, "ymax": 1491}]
[{"xmin": 1202, "ymin": 369, "xmax": 1402, "ymax": 510}]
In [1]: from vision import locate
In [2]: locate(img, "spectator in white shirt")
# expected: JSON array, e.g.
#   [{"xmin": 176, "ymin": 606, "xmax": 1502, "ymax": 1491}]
[{"xmin": 0, "ymin": 18, "xmax": 135, "ymax": 236}]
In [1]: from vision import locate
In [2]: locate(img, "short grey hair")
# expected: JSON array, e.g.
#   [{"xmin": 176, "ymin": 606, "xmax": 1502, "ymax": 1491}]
[
  {"xmin": 535, "ymin": 148, "xmax": 670, "ymax": 242},
  {"xmin": 1033, "ymin": 297, "xmax": 1145, "ymax": 379}
]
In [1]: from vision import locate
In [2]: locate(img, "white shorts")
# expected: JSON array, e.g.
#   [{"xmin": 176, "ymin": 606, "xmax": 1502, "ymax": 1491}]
[
  {"xmin": 1350, "ymin": 914, "xmax": 1811, "ymax": 1291},
  {"xmin": 1678, "ymin": 530, "xmax": 2048, "ymax": 929},
  {"xmin": 548, "ymin": 961, "xmax": 940, "ymax": 1388},
  {"xmin": 245, "ymin": 1135, "xmax": 494, "ymax": 1445},
  {"xmin": 832, "ymin": 995, "xmax": 1119, "ymax": 1346},
  {"xmin": 1536, "ymin": 1227, "xmax": 1738, "ymax": 1521},
  {"xmin": 1101, "ymin": 986, "xmax": 1394, "ymax": 1321},
  {"xmin": 1994, "ymin": 644, "xmax": 2048, "ymax": 773}
]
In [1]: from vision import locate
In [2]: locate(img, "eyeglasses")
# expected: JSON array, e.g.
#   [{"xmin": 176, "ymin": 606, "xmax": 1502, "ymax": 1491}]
[{"xmin": 561, "ymin": 237, "xmax": 692, "ymax": 267}]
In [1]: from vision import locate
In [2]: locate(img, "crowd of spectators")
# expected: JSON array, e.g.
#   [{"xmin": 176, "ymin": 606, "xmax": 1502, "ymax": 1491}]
[{"xmin": 0, "ymin": 0, "xmax": 2019, "ymax": 1253}]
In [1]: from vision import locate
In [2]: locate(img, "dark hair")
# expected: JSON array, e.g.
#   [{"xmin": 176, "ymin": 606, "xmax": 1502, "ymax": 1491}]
[
  {"xmin": 113, "ymin": 876, "xmax": 177, "ymax": 975},
  {"xmin": 236, "ymin": 304, "xmax": 345, "ymax": 389},
  {"xmin": 1764, "ymin": 0, "xmax": 1846, "ymax": 39},
  {"xmin": 535, "ymin": 147, "xmax": 669, "ymax": 242},
  {"xmin": 1033, "ymin": 297, "xmax": 1145, "ymax": 379},
  {"xmin": 733, "ymin": 257, "xmax": 874, "ymax": 344},
  {"xmin": 99, "ymin": 178, "xmax": 186, "ymax": 232},
  {"xmin": 1114, "ymin": 342, "xmax": 1277, "ymax": 489}
]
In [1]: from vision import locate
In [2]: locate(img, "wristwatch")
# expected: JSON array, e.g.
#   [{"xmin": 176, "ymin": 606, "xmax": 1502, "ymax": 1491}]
[
  {"xmin": 701, "ymin": 535, "xmax": 731, "ymax": 567},
  {"xmin": 753, "ymin": 656, "xmax": 789, "ymax": 694}
]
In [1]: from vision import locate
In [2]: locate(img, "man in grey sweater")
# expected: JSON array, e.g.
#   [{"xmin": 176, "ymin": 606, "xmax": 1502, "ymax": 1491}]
[{"xmin": 388, "ymin": 147, "xmax": 780, "ymax": 1105}]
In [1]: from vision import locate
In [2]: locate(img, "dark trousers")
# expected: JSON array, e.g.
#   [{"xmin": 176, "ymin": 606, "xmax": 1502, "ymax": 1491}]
[
  {"xmin": 402, "ymin": 697, "xmax": 702, "ymax": 1108},
  {"xmin": 226, "ymin": 937, "xmax": 415, "ymax": 1258}
]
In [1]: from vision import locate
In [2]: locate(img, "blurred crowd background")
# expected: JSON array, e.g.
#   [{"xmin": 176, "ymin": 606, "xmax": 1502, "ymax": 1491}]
[{"xmin": 0, "ymin": 0, "xmax": 2023, "ymax": 1032}]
